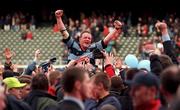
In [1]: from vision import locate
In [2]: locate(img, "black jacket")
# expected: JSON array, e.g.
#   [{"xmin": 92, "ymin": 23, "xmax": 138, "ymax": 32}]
[
  {"xmin": 24, "ymin": 90, "xmax": 58, "ymax": 110},
  {"xmin": 6, "ymin": 95, "xmax": 32, "ymax": 110}
]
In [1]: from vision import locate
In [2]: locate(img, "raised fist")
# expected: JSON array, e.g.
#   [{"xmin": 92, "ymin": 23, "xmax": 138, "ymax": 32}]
[
  {"xmin": 35, "ymin": 49, "xmax": 41, "ymax": 58},
  {"xmin": 55, "ymin": 10, "xmax": 63, "ymax": 18},
  {"xmin": 155, "ymin": 22, "xmax": 167, "ymax": 32},
  {"xmin": 114, "ymin": 20, "xmax": 122, "ymax": 30}
]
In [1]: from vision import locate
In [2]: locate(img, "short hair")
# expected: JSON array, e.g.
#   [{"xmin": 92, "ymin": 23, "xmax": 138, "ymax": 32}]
[
  {"xmin": 31, "ymin": 74, "xmax": 49, "ymax": 91},
  {"xmin": 160, "ymin": 65, "xmax": 180, "ymax": 94},
  {"xmin": 93, "ymin": 72, "xmax": 111, "ymax": 91},
  {"xmin": 80, "ymin": 30, "xmax": 91, "ymax": 38},
  {"xmin": 111, "ymin": 76, "xmax": 125, "ymax": 91},
  {"xmin": 126, "ymin": 68, "xmax": 140, "ymax": 81},
  {"xmin": 49, "ymin": 70, "xmax": 62, "ymax": 85},
  {"xmin": 61, "ymin": 67, "xmax": 88, "ymax": 93},
  {"xmin": 159, "ymin": 54, "xmax": 173, "ymax": 69}
]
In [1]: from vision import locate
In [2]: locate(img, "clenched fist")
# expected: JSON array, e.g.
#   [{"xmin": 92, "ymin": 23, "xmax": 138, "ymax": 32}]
[
  {"xmin": 114, "ymin": 20, "xmax": 122, "ymax": 30},
  {"xmin": 55, "ymin": 10, "xmax": 63, "ymax": 18}
]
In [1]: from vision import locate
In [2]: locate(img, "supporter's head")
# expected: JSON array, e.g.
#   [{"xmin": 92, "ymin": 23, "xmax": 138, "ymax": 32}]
[
  {"xmin": 18, "ymin": 75, "xmax": 32, "ymax": 99},
  {"xmin": 3, "ymin": 77, "xmax": 26, "ymax": 99},
  {"xmin": 125, "ymin": 68, "xmax": 140, "ymax": 81},
  {"xmin": 160, "ymin": 65, "xmax": 180, "ymax": 101},
  {"xmin": 0, "ymin": 85, "xmax": 6, "ymax": 110},
  {"xmin": 61, "ymin": 67, "xmax": 92, "ymax": 100},
  {"xmin": 31, "ymin": 73, "xmax": 49, "ymax": 91},
  {"xmin": 159, "ymin": 54, "xmax": 173, "ymax": 69},
  {"xmin": 91, "ymin": 72, "xmax": 111, "ymax": 99},
  {"xmin": 110, "ymin": 76, "xmax": 126, "ymax": 92},
  {"xmin": 79, "ymin": 31, "xmax": 92, "ymax": 50},
  {"xmin": 49, "ymin": 70, "xmax": 62, "ymax": 86},
  {"xmin": 130, "ymin": 72, "xmax": 159, "ymax": 107}
]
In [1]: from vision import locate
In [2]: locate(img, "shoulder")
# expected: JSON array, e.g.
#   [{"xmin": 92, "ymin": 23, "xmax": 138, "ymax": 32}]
[{"xmin": 58, "ymin": 100, "xmax": 82, "ymax": 110}]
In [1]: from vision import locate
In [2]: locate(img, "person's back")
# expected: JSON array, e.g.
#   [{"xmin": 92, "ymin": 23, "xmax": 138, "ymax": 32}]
[{"xmin": 24, "ymin": 74, "xmax": 58, "ymax": 110}]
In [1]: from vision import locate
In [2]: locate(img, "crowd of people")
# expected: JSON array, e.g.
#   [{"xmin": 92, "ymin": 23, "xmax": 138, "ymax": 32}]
[{"xmin": 0, "ymin": 9, "xmax": 180, "ymax": 110}]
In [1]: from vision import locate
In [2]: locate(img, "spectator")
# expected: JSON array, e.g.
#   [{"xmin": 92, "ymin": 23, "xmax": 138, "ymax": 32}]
[
  {"xmin": 24, "ymin": 74, "xmax": 58, "ymax": 110},
  {"xmin": 48, "ymin": 70, "xmax": 62, "ymax": 96},
  {"xmin": 160, "ymin": 65, "xmax": 180, "ymax": 110},
  {"xmin": 57, "ymin": 67, "xmax": 92, "ymax": 110},
  {"xmin": 86, "ymin": 73, "xmax": 121, "ymax": 110},
  {"xmin": 130, "ymin": 72, "xmax": 161, "ymax": 110},
  {"xmin": 3, "ymin": 77, "xmax": 26, "ymax": 100},
  {"xmin": 18, "ymin": 75, "xmax": 32, "ymax": 99}
]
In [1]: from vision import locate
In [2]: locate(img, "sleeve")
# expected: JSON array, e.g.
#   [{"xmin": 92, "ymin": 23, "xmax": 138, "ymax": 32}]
[
  {"xmin": 62, "ymin": 36, "xmax": 74, "ymax": 48},
  {"xmin": 150, "ymin": 54, "xmax": 163, "ymax": 76},
  {"xmin": 94, "ymin": 40, "xmax": 107, "ymax": 50},
  {"xmin": 24, "ymin": 61, "xmax": 37, "ymax": 75},
  {"xmin": 162, "ymin": 34, "xmax": 179, "ymax": 64},
  {"xmin": 105, "ymin": 64, "xmax": 115, "ymax": 78}
]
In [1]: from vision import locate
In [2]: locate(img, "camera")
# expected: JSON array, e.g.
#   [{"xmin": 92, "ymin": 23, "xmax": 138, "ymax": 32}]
[
  {"xmin": 40, "ymin": 57, "xmax": 57, "ymax": 73},
  {"xmin": 92, "ymin": 49, "xmax": 105, "ymax": 59}
]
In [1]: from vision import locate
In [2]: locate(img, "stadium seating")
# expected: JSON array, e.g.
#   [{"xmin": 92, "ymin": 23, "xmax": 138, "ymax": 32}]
[{"xmin": 0, "ymin": 27, "xmax": 153, "ymax": 65}]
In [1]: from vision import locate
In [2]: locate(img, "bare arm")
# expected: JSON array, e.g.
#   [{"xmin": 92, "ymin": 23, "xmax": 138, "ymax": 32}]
[
  {"xmin": 103, "ymin": 20, "xmax": 122, "ymax": 45},
  {"xmin": 55, "ymin": 10, "xmax": 69, "ymax": 39}
]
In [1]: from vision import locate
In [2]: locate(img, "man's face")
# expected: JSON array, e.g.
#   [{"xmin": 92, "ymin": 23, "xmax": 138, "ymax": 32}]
[
  {"xmin": 130, "ymin": 85, "xmax": 156, "ymax": 107},
  {"xmin": 9, "ymin": 88, "xmax": 22, "ymax": 99},
  {"xmin": 20, "ymin": 84, "xmax": 31, "ymax": 99},
  {"xmin": 91, "ymin": 79, "xmax": 102, "ymax": 99},
  {"xmin": 79, "ymin": 32, "xmax": 92, "ymax": 50},
  {"xmin": 80, "ymin": 73, "xmax": 93, "ymax": 99}
]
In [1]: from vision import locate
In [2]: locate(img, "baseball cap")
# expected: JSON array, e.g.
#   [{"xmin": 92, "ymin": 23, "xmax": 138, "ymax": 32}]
[
  {"xmin": 3, "ymin": 77, "xmax": 26, "ymax": 89},
  {"xmin": 132, "ymin": 72, "xmax": 159, "ymax": 89}
]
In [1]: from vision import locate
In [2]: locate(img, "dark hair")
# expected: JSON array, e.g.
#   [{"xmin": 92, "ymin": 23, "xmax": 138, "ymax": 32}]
[
  {"xmin": 111, "ymin": 76, "xmax": 125, "ymax": 91},
  {"xmin": 126, "ymin": 68, "xmax": 140, "ymax": 80},
  {"xmin": 93, "ymin": 72, "xmax": 111, "ymax": 91},
  {"xmin": 80, "ymin": 30, "xmax": 91, "ymax": 38},
  {"xmin": 31, "ymin": 74, "xmax": 49, "ymax": 91},
  {"xmin": 18, "ymin": 75, "xmax": 32, "ymax": 84},
  {"xmin": 160, "ymin": 65, "xmax": 180, "ymax": 94},
  {"xmin": 159, "ymin": 54, "xmax": 173, "ymax": 69},
  {"xmin": 49, "ymin": 70, "xmax": 62, "ymax": 85},
  {"xmin": 61, "ymin": 67, "xmax": 88, "ymax": 93}
]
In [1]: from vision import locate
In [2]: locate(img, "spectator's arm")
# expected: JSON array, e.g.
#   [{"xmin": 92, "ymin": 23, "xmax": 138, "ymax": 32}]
[
  {"xmin": 24, "ymin": 61, "xmax": 37, "ymax": 75},
  {"xmin": 24, "ymin": 49, "xmax": 40, "ymax": 75},
  {"xmin": 155, "ymin": 22, "xmax": 179, "ymax": 64},
  {"xmin": 102, "ymin": 51, "xmax": 115, "ymax": 77},
  {"xmin": 55, "ymin": 10, "xmax": 69, "ymax": 39},
  {"xmin": 103, "ymin": 20, "xmax": 122, "ymax": 45},
  {"xmin": 105, "ymin": 64, "xmax": 115, "ymax": 78}
]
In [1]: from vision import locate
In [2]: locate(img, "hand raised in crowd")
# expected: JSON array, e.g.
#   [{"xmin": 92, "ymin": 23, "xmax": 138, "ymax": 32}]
[
  {"xmin": 114, "ymin": 20, "xmax": 122, "ymax": 30},
  {"xmin": 55, "ymin": 10, "xmax": 63, "ymax": 18},
  {"xmin": 3, "ymin": 48, "xmax": 15, "ymax": 60},
  {"xmin": 101, "ymin": 51, "xmax": 114, "ymax": 65},
  {"xmin": 34, "ymin": 49, "xmax": 41, "ymax": 61},
  {"xmin": 155, "ymin": 21, "xmax": 168, "ymax": 35}
]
